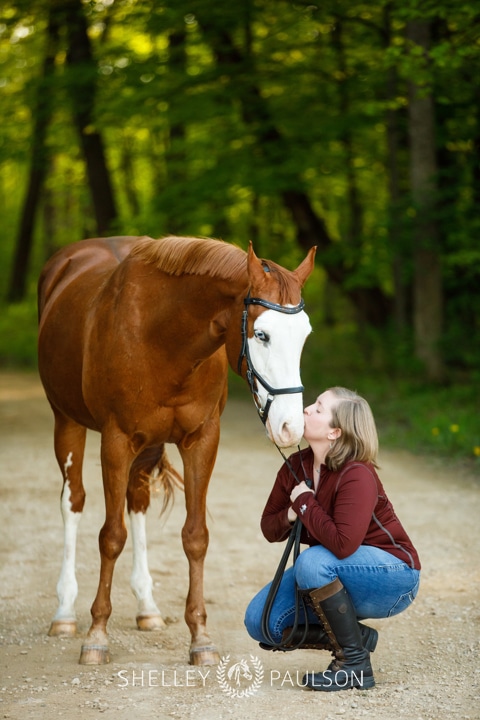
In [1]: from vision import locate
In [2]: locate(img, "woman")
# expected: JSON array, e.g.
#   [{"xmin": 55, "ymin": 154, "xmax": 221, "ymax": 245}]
[{"xmin": 244, "ymin": 387, "xmax": 421, "ymax": 692}]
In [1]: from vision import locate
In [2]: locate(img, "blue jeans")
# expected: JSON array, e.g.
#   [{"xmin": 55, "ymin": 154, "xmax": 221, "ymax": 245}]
[{"xmin": 244, "ymin": 545, "xmax": 420, "ymax": 644}]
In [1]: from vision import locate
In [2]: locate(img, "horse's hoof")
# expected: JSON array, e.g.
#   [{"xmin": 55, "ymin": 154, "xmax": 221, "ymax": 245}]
[
  {"xmin": 189, "ymin": 646, "xmax": 220, "ymax": 666},
  {"xmin": 48, "ymin": 620, "xmax": 77, "ymax": 637},
  {"xmin": 79, "ymin": 644, "xmax": 110, "ymax": 665},
  {"xmin": 136, "ymin": 614, "xmax": 166, "ymax": 631}
]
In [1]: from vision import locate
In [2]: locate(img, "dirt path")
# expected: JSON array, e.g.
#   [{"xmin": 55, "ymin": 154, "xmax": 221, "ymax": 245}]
[{"xmin": 0, "ymin": 372, "xmax": 479, "ymax": 720}]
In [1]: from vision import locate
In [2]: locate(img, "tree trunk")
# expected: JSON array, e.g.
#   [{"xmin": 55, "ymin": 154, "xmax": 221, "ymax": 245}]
[
  {"xmin": 331, "ymin": 19, "xmax": 363, "ymax": 247},
  {"xmin": 165, "ymin": 27, "xmax": 187, "ymax": 234},
  {"xmin": 407, "ymin": 20, "xmax": 445, "ymax": 382},
  {"xmin": 384, "ymin": 5, "xmax": 409, "ymax": 333},
  {"xmin": 119, "ymin": 134, "xmax": 140, "ymax": 218},
  {"xmin": 7, "ymin": 7, "xmax": 60, "ymax": 302},
  {"xmin": 64, "ymin": 0, "xmax": 117, "ymax": 235},
  {"xmin": 386, "ymin": 72, "xmax": 409, "ymax": 333}
]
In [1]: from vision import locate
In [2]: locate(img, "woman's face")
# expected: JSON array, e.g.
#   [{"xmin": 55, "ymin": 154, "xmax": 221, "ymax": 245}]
[{"xmin": 303, "ymin": 390, "xmax": 338, "ymax": 444}]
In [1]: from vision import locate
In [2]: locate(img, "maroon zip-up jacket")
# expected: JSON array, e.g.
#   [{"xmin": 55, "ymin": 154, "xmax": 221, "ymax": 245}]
[{"xmin": 261, "ymin": 447, "xmax": 421, "ymax": 570}]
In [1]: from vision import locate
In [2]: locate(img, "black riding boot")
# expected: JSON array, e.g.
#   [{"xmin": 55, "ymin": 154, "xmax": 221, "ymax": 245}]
[{"xmin": 303, "ymin": 578, "xmax": 375, "ymax": 692}]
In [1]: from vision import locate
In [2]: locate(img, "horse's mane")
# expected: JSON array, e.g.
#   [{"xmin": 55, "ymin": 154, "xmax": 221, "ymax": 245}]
[
  {"xmin": 130, "ymin": 236, "xmax": 247, "ymax": 282},
  {"xmin": 130, "ymin": 235, "xmax": 302, "ymax": 304}
]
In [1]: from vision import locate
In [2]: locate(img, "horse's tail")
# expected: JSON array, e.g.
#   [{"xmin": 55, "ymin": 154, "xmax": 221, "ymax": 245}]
[
  {"xmin": 129, "ymin": 444, "xmax": 184, "ymax": 516},
  {"xmin": 154, "ymin": 445, "xmax": 184, "ymax": 515}
]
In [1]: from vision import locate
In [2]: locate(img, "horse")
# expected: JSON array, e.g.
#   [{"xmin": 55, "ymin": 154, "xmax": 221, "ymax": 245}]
[{"xmin": 37, "ymin": 234, "xmax": 316, "ymax": 666}]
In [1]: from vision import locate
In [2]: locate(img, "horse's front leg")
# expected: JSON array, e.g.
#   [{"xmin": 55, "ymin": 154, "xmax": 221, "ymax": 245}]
[
  {"xmin": 179, "ymin": 419, "xmax": 221, "ymax": 666},
  {"xmin": 79, "ymin": 429, "xmax": 133, "ymax": 665}
]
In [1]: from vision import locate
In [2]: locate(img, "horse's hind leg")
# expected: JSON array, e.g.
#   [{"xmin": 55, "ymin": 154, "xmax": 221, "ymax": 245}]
[
  {"xmin": 127, "ymin": 447, "xmax": 166, "ymax": 631},
  {"xmin": 48, "ymin": 411, "xmax": 87, "ymax": 638}
]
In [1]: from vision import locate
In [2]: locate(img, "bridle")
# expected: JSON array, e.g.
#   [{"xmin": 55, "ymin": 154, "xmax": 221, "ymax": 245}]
[
  {"xmin": 237, "ymin": 292, "xmax": 306, "ymax": 426},
  {"xmin": 237, "ymin": 290, "xmax": 314, "ymax": 651}
]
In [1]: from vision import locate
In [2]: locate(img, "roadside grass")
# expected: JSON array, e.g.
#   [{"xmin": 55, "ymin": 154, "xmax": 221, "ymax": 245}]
[{"xmin": 362, "ymin": 379, "xmax": 480, "ymax": 468}]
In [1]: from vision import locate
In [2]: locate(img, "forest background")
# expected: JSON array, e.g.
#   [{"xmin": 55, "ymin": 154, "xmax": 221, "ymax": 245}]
[{"xmin": 0, "ymin": 0, "xmax": 479, "ymax": 467}]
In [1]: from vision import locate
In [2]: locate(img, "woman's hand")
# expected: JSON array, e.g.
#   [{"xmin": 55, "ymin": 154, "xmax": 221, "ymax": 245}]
[
  {"xmin": 287, "ymin": 506, "xmax": 297, "ymax": 523},
  {"xmin": 290, "ymin": 480, "xmax": 314, "ymax": 503}
]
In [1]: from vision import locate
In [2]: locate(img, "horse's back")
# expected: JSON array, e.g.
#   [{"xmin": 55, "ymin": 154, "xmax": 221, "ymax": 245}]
[{"xmin": 38, "ymin": 237, "xmax": 143, "ymax": 317}]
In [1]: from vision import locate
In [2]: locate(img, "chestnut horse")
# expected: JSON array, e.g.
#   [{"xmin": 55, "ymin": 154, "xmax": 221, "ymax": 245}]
[{"xmin": 37, "ymin": 235, "xmax": 315, "ymax": 666}]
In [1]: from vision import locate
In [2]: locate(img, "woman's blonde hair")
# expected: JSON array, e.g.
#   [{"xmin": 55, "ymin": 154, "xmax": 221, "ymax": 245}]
[{"xmin": 326, "ymin": 387, "xmax": 379, "ymax": 471}]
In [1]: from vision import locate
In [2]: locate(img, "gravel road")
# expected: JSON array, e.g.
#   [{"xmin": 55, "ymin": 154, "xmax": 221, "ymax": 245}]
[{"xmin": 0, "ymin": 372, "xmax": 479, "ymax": 720}]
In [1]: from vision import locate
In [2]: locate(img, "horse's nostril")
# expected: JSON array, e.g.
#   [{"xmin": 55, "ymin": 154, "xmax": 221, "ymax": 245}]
[{"xmin": 280, "ymin": 422, "xmax": 295, "ymax": 445}]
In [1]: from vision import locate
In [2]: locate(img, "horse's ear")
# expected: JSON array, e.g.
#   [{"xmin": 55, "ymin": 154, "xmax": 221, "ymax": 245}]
[
  {"xmin": 293, "ymin": 246, "xmax": 316, "ymax": 287},
  {"xmin": 246, "ymin": 241, "xmax": 268, "ymax": 287}
]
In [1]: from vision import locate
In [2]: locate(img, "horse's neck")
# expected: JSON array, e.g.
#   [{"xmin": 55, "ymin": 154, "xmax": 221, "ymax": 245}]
[{"xmin": 116, "ymin": 259, "xmax": 247, "ymax": 357}]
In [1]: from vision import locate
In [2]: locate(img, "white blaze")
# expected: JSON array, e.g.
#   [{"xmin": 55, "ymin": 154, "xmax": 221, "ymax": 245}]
[{"xmin": 247, "ymin": 308, "xmax": 311, "ymax": 447}]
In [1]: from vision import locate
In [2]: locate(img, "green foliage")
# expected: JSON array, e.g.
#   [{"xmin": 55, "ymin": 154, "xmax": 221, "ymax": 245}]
[
  {"xmin": 1, "ymin": 0, "xmax": 479, "ymax": 462},
  {"xmin": 0, "ymin": 297, "xmax": 37, "ymax": 367}
]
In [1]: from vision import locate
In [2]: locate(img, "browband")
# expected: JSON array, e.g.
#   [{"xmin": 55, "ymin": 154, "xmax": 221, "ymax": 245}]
[{"xmin": 244, "ymin": 296, "xmax": 305, "ymax": 314}]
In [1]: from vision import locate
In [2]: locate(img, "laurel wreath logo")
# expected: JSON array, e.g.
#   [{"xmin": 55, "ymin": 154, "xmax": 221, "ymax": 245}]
[{"xmin": 216, "ymin": 654, "xmax": 264, "ymax": 698}]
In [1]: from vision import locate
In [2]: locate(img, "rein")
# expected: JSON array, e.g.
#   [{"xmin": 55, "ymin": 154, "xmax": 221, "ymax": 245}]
[
  {"xmin": 237, "ymin": 293, "xmax": 305, "ymax": 426},
  {"xmin": 260, "ymin": 445, "xmax": 313, "ymax": 651}
]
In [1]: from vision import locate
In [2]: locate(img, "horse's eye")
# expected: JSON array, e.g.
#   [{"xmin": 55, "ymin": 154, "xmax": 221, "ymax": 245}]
[{"xmin": 254, "ymin": 330, "xmax": 270, "ymax": 343}]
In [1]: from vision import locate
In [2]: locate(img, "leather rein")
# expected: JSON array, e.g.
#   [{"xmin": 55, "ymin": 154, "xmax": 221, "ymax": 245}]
[{"xmin": 259, "ymin": 449, "xmax": 313, "ymax": 651}]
